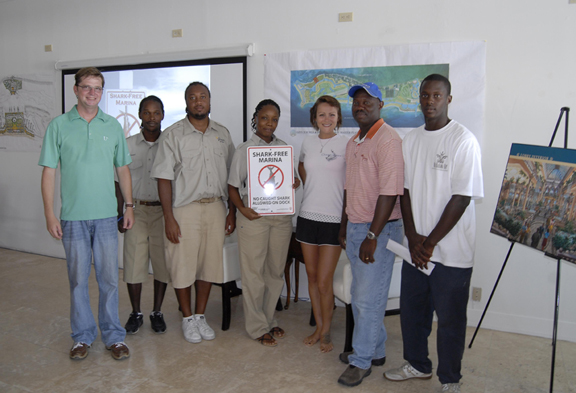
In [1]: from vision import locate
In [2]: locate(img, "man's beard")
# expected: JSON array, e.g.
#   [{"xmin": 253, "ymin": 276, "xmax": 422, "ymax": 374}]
[{"xmin": 186, "ymin": 106, "xmax": 210, "ymax": 120}]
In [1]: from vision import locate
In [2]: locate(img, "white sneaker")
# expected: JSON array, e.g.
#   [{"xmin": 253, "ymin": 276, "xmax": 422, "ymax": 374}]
[
  {"xmin": 442, "ymin": 383, "xmax": 461, "ymax": 392},
  {"xmin": 384, "ymin": 362, "xmax": 433, "ymax": 381},
  {"xmin": 195, "ymin": 315, "xmax": 215, "ymax": 340},
  {"xmin": 182, "ymin": 317, "xmax": 201, "ymax": 343}
]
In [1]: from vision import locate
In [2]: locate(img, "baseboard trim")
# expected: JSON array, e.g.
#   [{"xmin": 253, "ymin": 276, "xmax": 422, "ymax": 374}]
[{"xmin": 467, "ymin": 308, "xmax": 576, "ymax": 342}]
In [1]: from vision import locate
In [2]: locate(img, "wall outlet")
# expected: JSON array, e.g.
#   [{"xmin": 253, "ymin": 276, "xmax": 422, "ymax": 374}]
[
  {"xmin": 472, "ymin": 287, "xmax": 482, "ymax": 302},
  {"xmin": 44, "ymin": 44, "xmax": 53, "ymax": 52},
  {"xmin": 338, "ymin": 12, "xmax": 353, "ymax": 22},
  {"xmin": 172, "ymin": 29, "xmax": 183, "ymax": 38}
]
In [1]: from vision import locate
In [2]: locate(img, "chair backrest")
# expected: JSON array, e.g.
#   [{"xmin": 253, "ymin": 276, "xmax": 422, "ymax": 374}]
[
  {"xmin": 332, "ymin": 252, "xmax": 403, "ymax": 305},
  {"xmin": 222, "ymin": 232, "xmax": 241, "ymax": 282},
  {"xmin": 333, "ymin": 252, "xmax": 352, "ymax": 304}
]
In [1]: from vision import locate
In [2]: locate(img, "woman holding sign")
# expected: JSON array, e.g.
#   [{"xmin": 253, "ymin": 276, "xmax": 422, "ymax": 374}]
[
  {"xmin": 228, "ymin": 99, "xmax": 300, "ymax": 347},
  {"xmin": 296, "ymin": 95, "xmax": 348, "ymax": 353}
]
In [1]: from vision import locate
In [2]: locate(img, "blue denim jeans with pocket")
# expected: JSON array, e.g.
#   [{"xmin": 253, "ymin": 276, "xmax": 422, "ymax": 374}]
[
  {"xmin": 61, "ymin": 217, "xmax": 126, "ymax": 346},
  {"xmin": 346, "ymin": 219, "xmax": 403, "ymax": 370}
]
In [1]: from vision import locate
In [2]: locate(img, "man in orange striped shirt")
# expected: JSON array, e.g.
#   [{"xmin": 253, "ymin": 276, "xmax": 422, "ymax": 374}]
[{"xmin": 337, "ymin": 83, "xmax": 404, "ymax": 387}]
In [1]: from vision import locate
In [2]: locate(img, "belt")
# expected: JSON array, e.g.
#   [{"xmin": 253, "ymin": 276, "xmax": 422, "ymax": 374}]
[
  {"xmin": 136, "ymin": 200, "xmax": 162, "ymax": 206},
  {"xmin": 193, "ymin": 196, "xmax": 222, "ymax": 204},
  {"xmin": 388, "ymin": 218, "xmax": 400, "ymax": 223}
]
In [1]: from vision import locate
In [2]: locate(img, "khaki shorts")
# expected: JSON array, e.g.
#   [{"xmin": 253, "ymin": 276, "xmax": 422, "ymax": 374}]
[
  {"xmin": 123, "ymin": 204, "xmax": 169, "ymax": 284},
  {"xmin": 164, "ymin": 200, "xmax": 226, "ymax": 288}
]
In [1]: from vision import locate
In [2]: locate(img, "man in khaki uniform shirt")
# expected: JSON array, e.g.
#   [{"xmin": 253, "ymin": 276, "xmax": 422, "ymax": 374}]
[
  {"xmin": 116, "ymin": 96, "xmax": 170, "ymax": 335},
  {"xmin": 151, "ymin": 82, "xmax": 236, "ymax": 344}
]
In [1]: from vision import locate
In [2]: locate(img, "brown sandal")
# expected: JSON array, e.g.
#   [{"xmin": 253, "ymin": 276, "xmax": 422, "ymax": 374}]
[
  {"xmin": 269, "ymin": 326, "xmax": 285, "ymax": 339},
  {"xmin": 256, "ymin": 333, "xmax": 277, "ymax": 347}
]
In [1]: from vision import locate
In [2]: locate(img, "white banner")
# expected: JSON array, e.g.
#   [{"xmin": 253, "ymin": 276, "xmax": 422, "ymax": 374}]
[{"xmin": 264, "ymin": 41, "xmax": 486, "ymax": 162}]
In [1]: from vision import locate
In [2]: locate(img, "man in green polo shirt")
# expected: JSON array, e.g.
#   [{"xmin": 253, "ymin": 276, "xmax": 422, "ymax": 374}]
[{"xmin": 39, "ymin": 67, "xmax": 134, "ymax": 361}]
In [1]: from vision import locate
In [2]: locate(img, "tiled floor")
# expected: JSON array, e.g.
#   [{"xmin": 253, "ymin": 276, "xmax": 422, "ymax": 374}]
[{"xmin": 1, "ymin": 247, "xmax": 574, "ymax": 393}]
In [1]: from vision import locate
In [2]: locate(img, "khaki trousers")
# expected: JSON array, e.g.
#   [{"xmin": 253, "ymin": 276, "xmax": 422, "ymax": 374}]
[{"xmin": 237, "ymin": 212, "xmax": 293, "ymax": 339}]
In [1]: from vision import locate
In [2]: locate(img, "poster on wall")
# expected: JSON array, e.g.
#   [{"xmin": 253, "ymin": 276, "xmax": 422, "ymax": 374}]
[
  {"xmin": 0, "ymin": 74, "xmax": 58, "ymax": 152},
  {"xmin": 290, "ymin": 64, "xmax": 449, "ymax": 129},
  {"xmin": 264, "ymin": 41, "xmax": 486, "ymax": 163},
  {"xmin": 491, "ymin": 143, "xmax": 576, "ymax": 263}
]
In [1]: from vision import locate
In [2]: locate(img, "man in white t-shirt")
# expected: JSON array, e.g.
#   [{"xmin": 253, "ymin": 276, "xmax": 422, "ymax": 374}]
[{"xmin": 384, "ymin": 74, "xmax": 483, "ymax": 393}]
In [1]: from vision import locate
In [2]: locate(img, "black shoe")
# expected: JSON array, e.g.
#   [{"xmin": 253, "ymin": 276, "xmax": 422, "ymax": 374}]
[
  {"xmin": 125, "ymin": 312, "xmax": 143, "ymax": 334},
  {"xmin": 339, "ymin": 351, "xmax": 386, "ymax": 367},
  {"xmin": 150, "ymin": 311, "xmax": 166, "ymax": 334},
  {"xmin": 337, "ymin": 365, "xmax": 372, "ymax": 387}
]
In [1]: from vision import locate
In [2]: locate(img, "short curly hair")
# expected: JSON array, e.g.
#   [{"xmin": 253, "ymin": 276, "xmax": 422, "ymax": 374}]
[
  {"xmin": 138, "ymin": 95, "xmax": 164, "ymax": 114},
  {"xmin": 185, "ymin": 81, "xmax": 211, "ymax": 98},
  {"xmin": 421, "ymin": 74, "xmax": 451, "ymax": 95}
]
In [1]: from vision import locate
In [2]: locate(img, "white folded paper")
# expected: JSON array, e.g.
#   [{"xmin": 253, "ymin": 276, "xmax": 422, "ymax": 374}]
[{"xmin": 386, "ymin": 239, "xmax": 435, "ymax": 276}]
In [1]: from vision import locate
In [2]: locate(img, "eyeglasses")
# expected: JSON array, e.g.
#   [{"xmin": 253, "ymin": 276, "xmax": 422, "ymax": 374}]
[{"xmin": 77, "ymin": 85, "xmax": 103, "ymax": 93}]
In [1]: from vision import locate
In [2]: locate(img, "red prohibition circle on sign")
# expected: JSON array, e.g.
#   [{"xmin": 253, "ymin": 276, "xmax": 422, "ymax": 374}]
[
  {"xmin": 258, "ymin": 165, "xmax": 284, "ymax": 190},
  {"xmin": 116, "ymin": 112, "xmax": 140, "ymax": 137}
]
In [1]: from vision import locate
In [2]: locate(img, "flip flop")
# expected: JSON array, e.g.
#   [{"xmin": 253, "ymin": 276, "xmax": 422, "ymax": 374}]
[
  {"xmin": 256, "ymin": 333, "xmax": 277, "ymax": 347},
  {"xmin": 270, "ymin": 326, "xmax": 285, "ymax": 339}
]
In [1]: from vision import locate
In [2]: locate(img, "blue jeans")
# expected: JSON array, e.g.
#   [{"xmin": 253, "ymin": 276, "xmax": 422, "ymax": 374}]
[
  {"xmin": 61, "ymin": 217, "xmax": 126, "ymax": 346},
  {"xmin": 346, "ymin": 220, "xmax": 403, "ymax": 370},
  {"xmin": 400, "ymin": 261, "xmax": 472, "ymax": 384}
]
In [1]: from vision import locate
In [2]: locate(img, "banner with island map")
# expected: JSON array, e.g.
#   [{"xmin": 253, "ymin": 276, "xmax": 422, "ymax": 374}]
[
  {"xmin": 290, "ymin": 64, "xmax": 449, "ymax": 129},
  {"xmin": 491, "ymin": 143, "xmax": 576, "ymax": 264},
  {"xmin": 264, "ymin": 41, "xmax": 486, "ymax": 162}
]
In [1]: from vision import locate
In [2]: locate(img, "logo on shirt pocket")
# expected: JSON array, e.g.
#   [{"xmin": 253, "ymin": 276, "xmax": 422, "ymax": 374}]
[{"xmin": 433, "ymin": 151, "xmax": 448, "ymax": 171}]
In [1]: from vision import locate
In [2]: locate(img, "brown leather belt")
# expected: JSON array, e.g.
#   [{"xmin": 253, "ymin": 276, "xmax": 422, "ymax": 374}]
[
  {"xmin": 193, "ymin": 196, "xmax": 222, "ymax": 204},
  {"xmin": 137, "ymin": 200, "xmax": 162, "ymax": 206}
]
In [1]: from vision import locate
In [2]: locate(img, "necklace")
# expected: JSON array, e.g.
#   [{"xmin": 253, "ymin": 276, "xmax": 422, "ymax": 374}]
[{"xmin": 319, "ymin": 134, "xmax": 336, "ymax": 153}]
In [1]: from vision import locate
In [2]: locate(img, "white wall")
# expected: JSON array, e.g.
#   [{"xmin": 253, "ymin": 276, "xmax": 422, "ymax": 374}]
[{"xmin": 1, "ymin": 0, "xmax": 576, "ymax": 342}]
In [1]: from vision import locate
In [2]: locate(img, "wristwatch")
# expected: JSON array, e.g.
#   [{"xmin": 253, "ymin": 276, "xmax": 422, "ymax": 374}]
[
  {"xmin": 125, "ymin": 203, "xmax": 134, "ymax": 209},
  {"xmin": 366, "ymin": 230, "xmax": 377, "ymax": 240}
]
